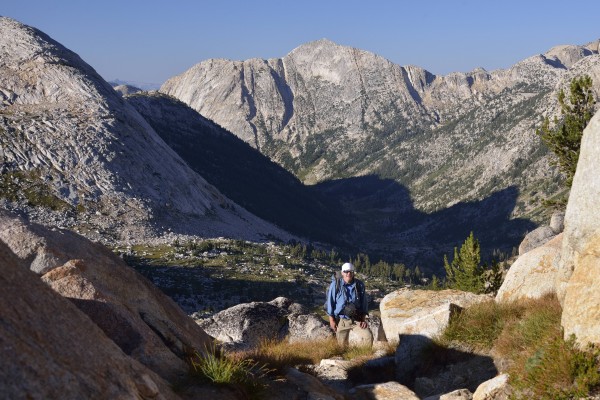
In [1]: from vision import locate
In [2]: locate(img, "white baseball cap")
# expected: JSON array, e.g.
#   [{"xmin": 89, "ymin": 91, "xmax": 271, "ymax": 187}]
[{"xmin": 341, "ymin": 262, "xmax": 355, "ymax": 272}]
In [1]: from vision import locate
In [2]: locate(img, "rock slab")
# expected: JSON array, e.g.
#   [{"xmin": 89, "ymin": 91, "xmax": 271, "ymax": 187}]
[
  {"xmin": 0, "ymin": 240, "xmax": 177, "ymax": 399},
  {"xmin": 0, "ymin": 210, "xmax": 214, "ymax": 383},
  {"xmin": 380, "ymin": 288, "xmax": 489, "ymax": 341},
  {"xmin": 496, "ymin": 234, "xmax": 562, "ymax": 303},
  {"xmin": 560, "ymin": 108, "xmax": 600, "ymax": 345}
]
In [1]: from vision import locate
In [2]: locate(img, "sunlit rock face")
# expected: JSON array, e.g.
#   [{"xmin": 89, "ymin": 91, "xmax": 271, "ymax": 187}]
[
  {"xmin": 0, "ymin": 231, "xmax": 178, "ymax": 399},
  {"xmin": 0, "ymin": 16, "xmax": 294, "ymax": 244},
  {"xmin": 380, "ymin": 288, "xmax": 488, "ymax": 341},
  {"xmin": 0, "ymin": 210, "xmax": 215, "ymax": 382},
  {"xmin": 560, "ymin": 109, "xmax": 600, "ymax": 346},
  {"xmin": 496, "ymin": 233, "xmax": 562, "ymax": 303}
]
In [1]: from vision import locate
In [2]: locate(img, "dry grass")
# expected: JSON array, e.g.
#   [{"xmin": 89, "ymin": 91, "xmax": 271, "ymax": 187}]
[
  {"xmin": 493, "ymin": 295, "xmax": 600, "ymax": 399},
  {"xmin": 234, "ymin": 337, "xmax": 394, "ymax": 374},
  {"xmin": 440, "ymin": 298, "xmax": 526, "ymax": 350},
  {"xmin": 440, "ymin": 293, "xmax": 600, "ymax": 399},
  {"xmin": 493, "ymin": 294, "xmax": 562, "ymax": 358},
  {"xmin": 239, "ymin": 337, "xmax": 343, "ymax": 373}
]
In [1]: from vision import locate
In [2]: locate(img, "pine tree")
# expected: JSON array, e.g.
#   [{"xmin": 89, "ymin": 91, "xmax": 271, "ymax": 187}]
[
  {"xmin": 414, "ymin": 266, "xmax": 423, "ymax": 284},
  {"xmin": 485, "ymin": 260, "xmax": 504, "ymax": 294},
  {"xmin": 537, "ymin": 75, "xmax": 596, "ymax": 199},
  {"xmin": 444, "ymin": 232, "xmax": 485, "ymax": 293}
]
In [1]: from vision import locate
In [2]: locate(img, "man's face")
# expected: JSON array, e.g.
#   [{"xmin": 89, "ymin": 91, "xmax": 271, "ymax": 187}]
[{"xmin": 342, "ymin": 270, "xmax": 354, "ymax": 283}]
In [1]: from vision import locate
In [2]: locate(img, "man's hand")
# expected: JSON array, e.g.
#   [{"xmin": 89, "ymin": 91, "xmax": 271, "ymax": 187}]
[
  {"xmin": 329, "ymin": 317, "xmax": 337, "ymax": 332},
  {"xmin": 359, "ymin": 320, "xmax": 368, "ymax": 329}
]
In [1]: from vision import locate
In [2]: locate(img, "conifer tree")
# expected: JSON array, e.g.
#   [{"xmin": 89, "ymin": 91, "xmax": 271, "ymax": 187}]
[
  {"xmin": 486, "ymin": 259, "xmax": 504, "ymax": 294},
  {"xmin": 444, "ymin": 232, "xmax": 504, "ymax": 294},
  {"xmin": 537, "ymin": 75, "xmax": 596, "ymax": 200},
  {"xmin": 444, "ymin": 232, "xmax": 485, "ymax": 293}
]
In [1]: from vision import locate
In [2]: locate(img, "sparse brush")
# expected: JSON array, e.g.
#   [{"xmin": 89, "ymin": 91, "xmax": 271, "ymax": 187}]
[
  {"xmin": 241, "ymin": 337, "xmax": 390, "ymax": 374},
  {"xmin": 342, "ymin": 343, "xmax": 378, "ymax": 361}
]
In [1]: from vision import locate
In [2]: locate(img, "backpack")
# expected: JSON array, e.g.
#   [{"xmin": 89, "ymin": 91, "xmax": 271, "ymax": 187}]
[{"xmin": 323, "ymin": 271, "xmax": 342, "ymax": 312}]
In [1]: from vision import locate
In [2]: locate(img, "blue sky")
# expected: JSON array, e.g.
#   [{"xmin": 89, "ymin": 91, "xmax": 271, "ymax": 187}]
[{"xmin": 4, "ymin": 1, "xmax": 600, "ymax": 85}]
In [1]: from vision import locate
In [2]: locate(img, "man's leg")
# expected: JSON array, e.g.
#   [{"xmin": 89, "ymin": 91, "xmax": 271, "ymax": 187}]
[{"xmin": 336, "ymin": 318, "xmax": 353, "ymax": 346}]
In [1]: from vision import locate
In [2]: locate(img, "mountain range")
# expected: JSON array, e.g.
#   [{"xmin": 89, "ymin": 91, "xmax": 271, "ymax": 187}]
[
  {"xmin": 2, "ymin": 16, "xmax": 600, "ymax": 273},
  {"xmin": 160, "ymin": 38, "xmax": 600, "ymax": 268}
]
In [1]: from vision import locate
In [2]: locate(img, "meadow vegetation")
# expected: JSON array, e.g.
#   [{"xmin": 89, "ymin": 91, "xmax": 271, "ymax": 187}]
[
  {"xmin": 119, "ymin": 239, "xmax": 411, "ymax": 315},
  {"xmin": 0, "ymin": 169, "xmax": 72, "ymax": 211}
]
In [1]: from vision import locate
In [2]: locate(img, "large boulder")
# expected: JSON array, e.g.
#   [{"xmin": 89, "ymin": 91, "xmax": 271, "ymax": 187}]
[
  {"xmin": 350, "ymin": 314, "xmax": 386, "ymax": 346},
  {"xmin": 284, "ymin": 368, "xmax": 345, "ymax": 400},
  {"xmin": 198, "ymin": 297, "xmax": 311, "ymax": 350},
  {"xmin": 396, "ymin": 335, "xmax": 497, "ymax": 396},
  {"xmin": 518, "ymin": 226, "xmax": 556, "ymax": 256},
  {"xmin": 0, "ymin": 240, "xmax": 178, "ymax": 399},
  {"xmin": 0, "ymin": 211, "xmax": 214, "ymax": 382},
  {"xmin": 472, "ymin": 374, "xmax": 511, "ymax": 400},
  {"xmin": 495, "ymin": 234, "xmax": 562, "ymax": 303},
  {"xmin": 288, "ymin": 313, "xmax": 333, "ymax": 343},
  {"xmin": 550, "ymin": 211, "xmax": 565, "ymax": 234},
  {"xmin": 379, "ymin": 289, "xmax": 489, "ymax": 342},
  {"xmin": 423, "ymin": 389, "xmax": 473, "ymax": 400},
  {"xmin": 560, "ymin": 109, "xmax": 600, "ymax": 345},
  {"xmin": 350, "ymin": 381, "xmax": 420, "ymax": 400}
]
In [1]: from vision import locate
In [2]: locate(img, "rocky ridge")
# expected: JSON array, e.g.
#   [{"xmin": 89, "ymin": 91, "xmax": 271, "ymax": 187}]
[
  {"xmin": 113, "ymin": 84, "xmax": 143, "ymax": 96},
  {"xmin": 161, "ymin": 38, "xmax": 600, "ymax": 219},
  {"xmin": 0, "ymin": 17, "xmax": 295, "ymax": 245}
]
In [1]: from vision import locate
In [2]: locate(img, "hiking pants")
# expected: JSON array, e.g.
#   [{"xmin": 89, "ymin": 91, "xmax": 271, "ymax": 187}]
[{"xmin": 336, "ymin": 318, "xmax": 373, "ymax": 347}]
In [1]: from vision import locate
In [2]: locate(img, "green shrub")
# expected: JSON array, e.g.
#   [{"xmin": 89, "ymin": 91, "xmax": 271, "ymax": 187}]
[
  {"xmin": 0, "ymin": 170, "xmax": 71, "ymax": 211},
  {"xmin": 537, "ymin": 75, "xmax": 595, "ymax": 190}
]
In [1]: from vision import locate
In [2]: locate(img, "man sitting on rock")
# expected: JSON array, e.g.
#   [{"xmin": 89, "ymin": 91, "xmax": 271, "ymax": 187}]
[{"xmin": 326, "ymin": 262, "xmax": 373, "ymax": 347}]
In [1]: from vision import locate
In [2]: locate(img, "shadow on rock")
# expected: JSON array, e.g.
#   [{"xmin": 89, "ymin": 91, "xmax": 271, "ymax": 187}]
[
  {"xmin": 346, "ymin": 334, "xmax": 497, "ymax": 398},
  {"xmin": 315, "ymin": 175, "xmax": 536, "ymax": 274},
  {"xmin": 396, "ymin": 334, "xmax": 498, "ymax": 398}
]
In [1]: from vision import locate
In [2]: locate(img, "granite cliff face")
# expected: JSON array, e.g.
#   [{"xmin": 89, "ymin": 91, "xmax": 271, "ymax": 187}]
[
  {"xmin": 161, "ymin": 39, "xmax": 600, "ymax": 218},
  {"xmin": 0, "ymin": 17, "xmax": 294, "ymax": 244},
  {"xmin": 559, "ymin": 108, "xmax": 600, "ymax": 346}
]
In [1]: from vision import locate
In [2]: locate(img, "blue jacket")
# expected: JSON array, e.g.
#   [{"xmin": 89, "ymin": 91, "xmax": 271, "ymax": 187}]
[{"xmin": 326, "ymin": 278, "xmax": 368, "ymax": 318}]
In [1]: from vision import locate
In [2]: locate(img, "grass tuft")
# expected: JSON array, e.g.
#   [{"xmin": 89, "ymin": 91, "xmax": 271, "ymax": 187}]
[{"xmin": 189, "ymin": 344, "xmax": 271, "ymax": 397}]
